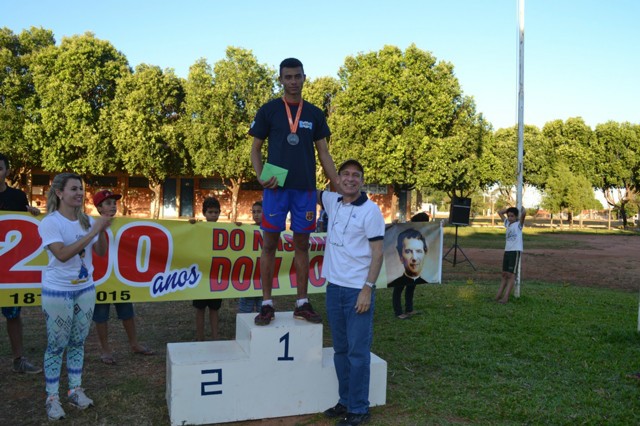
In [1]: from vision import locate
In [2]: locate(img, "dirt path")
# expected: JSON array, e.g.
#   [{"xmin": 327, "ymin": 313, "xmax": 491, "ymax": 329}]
[{"xmin": 442, "ymin": 234, "xmax": 640, "ymax": 291}]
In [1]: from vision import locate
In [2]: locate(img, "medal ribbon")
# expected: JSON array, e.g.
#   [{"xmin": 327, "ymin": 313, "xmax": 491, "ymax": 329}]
[{"xmin": 283, "ymin": 97, "xmax": 304, "ymax": 134}]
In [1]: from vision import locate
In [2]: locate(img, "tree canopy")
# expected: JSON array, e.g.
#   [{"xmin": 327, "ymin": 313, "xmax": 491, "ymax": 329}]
[
  {"xmin": 0, "ymin": 27, "xmax": 54, "ymax": 177},
  {"xmin": 1, "ymin": 26, "xmax": 639, "ymax": 221},
  {"xmin": 107, "ymin": 63, "xmax": 186, "ymax": 218},
  {"xmin": 183, "ymin": 47, "xmax": 275, "ymax": 221},
  {"xmin": 542, "ymin": 163, "xmax": 601, "ymax": 227},
  {"xmin": 27, "ymin": 32, "xmax": 130, "ymax": 175},
  {"xmin": 330, "ymin": 44, "xmax": 467, "ymax": 190},
  {"xmin": 593, "ymin": 121, "xmax": 640, "ymax": 226}
]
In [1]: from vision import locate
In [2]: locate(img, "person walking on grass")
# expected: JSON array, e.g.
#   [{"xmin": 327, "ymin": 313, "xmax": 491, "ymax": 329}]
[
  {"xmin": 249, "ymin": 57, "xmax": 338, "ymax": 326},
  {"xmin": 495, "ymin": 206, "xmax": 526, "ymax": 304},
  {"xmin": 0, "ymin": 153, "xmax": 43, "ymax": 374},
  {"xmin": 191, "ymin": 197, "xmax": 223, "ymax": 340},
  {"xmin": 320, "ymin": 160, "xmax": 385, "ymax": 426},
  {"xmin": 38, "ymin": 173, "xmax": 111, "ymax": 420},
  {"xmin": 91, "ymin": 190, "xmax": 154, "ymax": 365}
]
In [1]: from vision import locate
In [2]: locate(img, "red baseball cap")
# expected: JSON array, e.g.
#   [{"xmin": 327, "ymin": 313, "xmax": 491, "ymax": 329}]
[{"xmin": 92, "ymin": 190, "xmax": 122, "ymax": 206}]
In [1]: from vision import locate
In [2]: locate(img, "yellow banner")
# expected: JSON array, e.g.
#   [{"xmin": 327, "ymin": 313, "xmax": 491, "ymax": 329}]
[{"xmin": 0, "ymin": 213, "xmax": 442, "ymax": 307}]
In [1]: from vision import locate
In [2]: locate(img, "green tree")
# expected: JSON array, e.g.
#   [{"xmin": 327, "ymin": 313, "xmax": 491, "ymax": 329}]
[
  {"xmin": 26, "ymin": 32, "xmax": 130, "ymax": 175},
  {"xmin": 542, "ymin": 163, "xmax": 600, "ymax": 228},
  {"xmin": 542, "ymin": 117, "xmax": 596, "ymax": 180},
  {"xmin": 330, "ymin": 44, "xmax": 483, "ymax": 219},
  {"xmin": 302, "ymin": 76, "xmax": 340, "ymax": 119},
  {"xmin": 108, "ymin": 64, "xmax": 186, "ymax": 218},
  {"xmin": 303, "ymin": 76, "xmax": 341, "ymax": 188},
  {"xmin": 492, "ymin": 124, "xmax": 548, "ymax": 204},
  {"xmin": 0, "ymin": 27, "xmax": 54, "ymax": 183},
  {"xmin": 183, "ymin": 47, "xmax": 275, "ymax": 221},
  {"xmin": 593, "ymin": 121, "xmax": 640, "ymax": 227},
  {"xmin": 416, "ymin": 99, "xmax": 497, "ymax": 200}
]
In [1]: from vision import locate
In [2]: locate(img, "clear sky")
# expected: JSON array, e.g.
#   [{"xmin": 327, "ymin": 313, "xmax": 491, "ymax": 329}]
[{"xmin": 3, "ymin": 0, "xmax": 639, "ymax": 130}]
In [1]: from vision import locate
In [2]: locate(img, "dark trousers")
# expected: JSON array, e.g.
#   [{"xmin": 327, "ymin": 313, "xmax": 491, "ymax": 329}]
[{"xmin": 392, "ymin": 283, "xmax": 415, "ymax": 316}]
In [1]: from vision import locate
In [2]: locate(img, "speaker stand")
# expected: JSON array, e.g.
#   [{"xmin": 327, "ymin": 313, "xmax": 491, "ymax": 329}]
[{"xmin": 443, "ymin": 225, "xmax": 476, "ymax": 270}]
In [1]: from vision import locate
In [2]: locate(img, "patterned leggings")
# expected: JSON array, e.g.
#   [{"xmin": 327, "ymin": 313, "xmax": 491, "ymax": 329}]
[{"xmin": 41, "ymin": 285, "xmax": 95, "ymax": 397}]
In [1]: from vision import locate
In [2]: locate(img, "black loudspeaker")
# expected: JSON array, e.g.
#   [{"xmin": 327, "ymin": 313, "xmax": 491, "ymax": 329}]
[{"xmin": 449, "ymin": 197, "xmax": 471, "ymax": 226}]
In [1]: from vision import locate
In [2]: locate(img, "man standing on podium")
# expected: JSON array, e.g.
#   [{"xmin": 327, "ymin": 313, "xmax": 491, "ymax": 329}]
[
  {"xmin": 249, "ymin": 57, "xmax": 338, "ymax": 326},
  {"xmin": 319, "ymin": 159, "xmax": 385, "ymax": 426}
]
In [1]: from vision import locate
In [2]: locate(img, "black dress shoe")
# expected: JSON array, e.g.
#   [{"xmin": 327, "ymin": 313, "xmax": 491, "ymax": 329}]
[
  {"xmin": 337, "ymin": 412, "xmax": 371, "ymax": 425},
  {"xmin": 323, "ymin": 402, "xmax": 348, "ymax": 418}
]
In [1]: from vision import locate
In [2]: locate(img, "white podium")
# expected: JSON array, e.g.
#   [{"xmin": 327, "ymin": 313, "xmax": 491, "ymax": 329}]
[{"xmin": 166, "ymin": 312, "xmax": 387, "ymax": 425}]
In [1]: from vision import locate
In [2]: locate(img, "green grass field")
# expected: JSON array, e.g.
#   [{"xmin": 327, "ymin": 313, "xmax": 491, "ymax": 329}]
[
  {"xmin": 442, "ymin": 223, "xmax": 636, "ymax": 250},
  {"xmin": 373, "ymin": 281, "xmax": 640, "ymax": 425},
  {"xmin": 3, "ymin": 229, "xmax": 640, "ymax": 425}
]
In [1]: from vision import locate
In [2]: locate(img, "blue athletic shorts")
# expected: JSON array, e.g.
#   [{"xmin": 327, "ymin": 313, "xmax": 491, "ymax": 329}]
[
  {"xmin": 92, "ymin": 303, "xmax": 135, "ymax": 323},
  {"xmin": 261, "ymin": 188, "xmax": 316, "ymax": 233},
  {"xmin": 1, "ymin": 307, "xmax": 21, "ymax": 320}
]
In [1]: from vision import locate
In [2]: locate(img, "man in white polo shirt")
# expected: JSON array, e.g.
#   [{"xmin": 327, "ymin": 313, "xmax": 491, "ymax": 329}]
[{"xmin": 319, "ymin": 159, "xmax": 385, "ymax": 426}]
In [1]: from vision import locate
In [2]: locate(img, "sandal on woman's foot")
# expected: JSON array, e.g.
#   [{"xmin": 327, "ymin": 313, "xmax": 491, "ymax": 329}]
[
  {"xmin": 396, "ymin": 314, "xmax": 410, "ymax": 320},
  {"xmin": 100, "ymin": 354, "xmax": 116, "ymax": 365},
  {"xmin": 133, "ymin": 345, "xmax": 155, "ymax": 356}
]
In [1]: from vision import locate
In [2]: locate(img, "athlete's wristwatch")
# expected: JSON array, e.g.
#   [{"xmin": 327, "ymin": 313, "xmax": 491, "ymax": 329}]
[{"xmin": 364, "ymin": 281, "xmax": 376, "ymax": 289}]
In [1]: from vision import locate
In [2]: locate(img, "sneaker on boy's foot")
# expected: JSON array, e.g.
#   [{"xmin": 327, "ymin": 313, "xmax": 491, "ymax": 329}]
[
  {"xmin": 293, "ymin": 302, "xmax": 322, "ymax": 323},
  {"xmin": 45, "ymin": 395, "xmax": 66, "ymax": 420},
  {"xmin": 13, "ymin": 356, "xmax": 42, "ymax": 374},
  {"xmin": 323, "ymin": 402, "xmax": 348, "ymax": 418},
  {"xmin": 68, "ymin": 387, "xmax": 93, "ymax": 409},
  {"xmin": 254, "ymin": 304, "xmax": 275, "ymax": 326},
  {"xmin": 337, "ymin": 412, "xmax": 371, "ymax": 426}
]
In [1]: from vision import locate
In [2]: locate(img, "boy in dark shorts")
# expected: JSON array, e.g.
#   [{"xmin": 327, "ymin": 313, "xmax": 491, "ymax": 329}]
[
  {"xmin": 192, "ymin": 197, "xmax": 222, "ymax": 340},
  {"xmin": 92, "ymin": 190, "xmax": 153, "ymax": 364},
  {"xmin": 249, "ymin": 57, "xmax": 338, "ymax": 325},
  {"xmin": 496, "ymin": 206, "xmax": 526, "ymax": 304}
]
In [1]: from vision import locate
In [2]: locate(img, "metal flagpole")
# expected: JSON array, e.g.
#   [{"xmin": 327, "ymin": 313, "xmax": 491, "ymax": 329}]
[
  {"xmin": 515, "ymin": 0, "xmax": 525, "ymax": 298},
  {"xmin": 637, "ymin": 287, "xmax": 640, "ymax": 332}
]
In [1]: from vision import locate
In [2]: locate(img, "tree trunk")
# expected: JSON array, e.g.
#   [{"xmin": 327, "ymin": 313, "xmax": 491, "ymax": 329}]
[
  {"xmin": 620, "ymin": 204, "xmax": 628, "ymax": 228},
  {"xmin": 225, "ymin": 178, "xmax": 243, "ymax": 223},
  {"xmin": 24, "ymin": 168, "xmax": 33, "ymax": 205},
  {"xmin": 499, "ymin": 186, "xmax": 515, "ymax": 206},
  {"xmin": 390, "ymin": 192, "xmax": 399, "ymax": 222},
  {"xmin": 603, "ymin": 186, "xmax": 637, "ymax": 229},
  {"xmin": 149, "ymin": 181, "xmax": 162, "ymax": 219},
  {"xmin": 120, "ymin": 179, "xmax": 129, "ymax": 216},
  {"xmin": 397, "ymin": 187, "xmax": 408, "ymax": 223}
]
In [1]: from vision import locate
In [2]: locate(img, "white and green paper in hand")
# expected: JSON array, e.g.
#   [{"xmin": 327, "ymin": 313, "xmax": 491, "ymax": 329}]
[{"xmin": 260, "ymin": 163, "xmax": 288, "ymax": 187}]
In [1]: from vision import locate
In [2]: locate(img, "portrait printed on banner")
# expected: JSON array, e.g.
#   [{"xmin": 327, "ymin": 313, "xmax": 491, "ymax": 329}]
[{"xmin": 382, "ymin": 222, "xmax": 442, "ymax": 287}]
